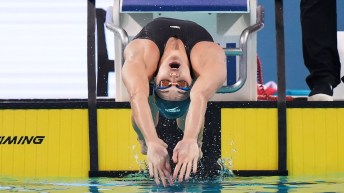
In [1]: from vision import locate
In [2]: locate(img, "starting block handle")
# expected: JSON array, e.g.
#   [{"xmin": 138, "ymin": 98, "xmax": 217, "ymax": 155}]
[
  {"xmin": 218, "ymin": 5, "xmax": 264, "ymax": 93},
  {"xmin": 105, "ymin": 6, "xmax": 130, "ymax": 101},
  {"xmin": 105, "ymin": 6, "xmax": 129, "ymax": 51}
]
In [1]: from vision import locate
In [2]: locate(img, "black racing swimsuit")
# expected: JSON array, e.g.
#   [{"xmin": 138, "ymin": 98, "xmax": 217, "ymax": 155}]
[
  {"xmin": 133, "ymin": 18, "xmax": 214, "ymax": 119},
  {"xmin": 133, "ymin": 17, "xmax": 214, "ymax": 59}
]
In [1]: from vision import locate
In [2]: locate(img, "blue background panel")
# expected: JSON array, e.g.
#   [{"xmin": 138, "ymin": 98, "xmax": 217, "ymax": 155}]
[
  {"xmin": 121, "ymin": 0, "xmax": 249, "ymax": 12},
  {"xmin": 258, "ymin": 0, "xmax": 344, "ymax": 90}
]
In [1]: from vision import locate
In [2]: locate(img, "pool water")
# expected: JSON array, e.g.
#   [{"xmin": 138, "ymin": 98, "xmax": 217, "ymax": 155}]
[{"xmin": 1, "ymin": 174, "xmax": 344, "ymax": 193}]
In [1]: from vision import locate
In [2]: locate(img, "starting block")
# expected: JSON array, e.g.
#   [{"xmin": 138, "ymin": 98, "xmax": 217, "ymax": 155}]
[{"xmin": 106, "ymin": 0, "xmax": 264, "ymax": 101}]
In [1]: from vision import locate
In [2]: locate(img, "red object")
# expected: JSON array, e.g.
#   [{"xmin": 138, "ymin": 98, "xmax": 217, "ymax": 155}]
[{"xmin": 257, "ymin": 56, "xmax": 293, "ymax": 101}]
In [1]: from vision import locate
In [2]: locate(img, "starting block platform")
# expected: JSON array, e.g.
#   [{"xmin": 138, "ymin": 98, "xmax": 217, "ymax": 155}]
[{"xmin": 106, "ymin": 0, "xmax": 264, "ymax": 101}]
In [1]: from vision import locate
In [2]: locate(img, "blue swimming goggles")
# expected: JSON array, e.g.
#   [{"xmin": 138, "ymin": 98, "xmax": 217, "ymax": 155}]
[{"xmin": 154, "ymin": 80, "xmax": 191, "ymax": 91}]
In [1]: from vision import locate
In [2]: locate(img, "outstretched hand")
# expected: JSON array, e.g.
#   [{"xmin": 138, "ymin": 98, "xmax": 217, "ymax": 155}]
[
  {"xmin": 172, "ymin": 139, "xmax": 201, "ymax": 182},
  {"xmin": 146, "ymin": 139, "xmax": 173, "ymax": 187}
]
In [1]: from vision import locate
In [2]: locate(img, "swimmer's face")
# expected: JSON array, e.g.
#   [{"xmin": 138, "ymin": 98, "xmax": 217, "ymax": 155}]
[{"xmin": 155, "ymin": 37, "xmax": 192, "ymax": 101}]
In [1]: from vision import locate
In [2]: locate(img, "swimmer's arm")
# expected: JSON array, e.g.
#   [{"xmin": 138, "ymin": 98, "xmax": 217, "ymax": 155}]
[
  {"xmin": 172, "ymin": 42, "xmax": 226, "ymax": 180},
  {"xmin": 122, "ymin": 41, "xmax": 160, "ymax": 143},
  {"xmin": 184, "ymin": 42, "xmax": 227, "ymax": 139}
]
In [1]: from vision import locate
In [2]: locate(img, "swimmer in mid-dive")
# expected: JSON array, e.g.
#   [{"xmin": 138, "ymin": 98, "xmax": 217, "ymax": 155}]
[{"xmin": 122, "ymin": 17, "xmax": 226, "ymax": 187}]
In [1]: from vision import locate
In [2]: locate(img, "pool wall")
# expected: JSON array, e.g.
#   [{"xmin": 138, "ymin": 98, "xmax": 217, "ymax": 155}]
[{"xmin": 1, "ymin": 100, "xmax": 344, "ymax": 177}]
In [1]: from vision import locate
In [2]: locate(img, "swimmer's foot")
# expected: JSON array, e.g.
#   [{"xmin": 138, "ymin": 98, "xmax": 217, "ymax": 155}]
[
  {"xmin": 138, "ymin": 138, "xmax": 147, "ymax": 155},
  {"xmin": 198, "ymin": 141, "xmax": 203, "ymax": 159},
  {"xmin": 199, "ymin": 148, "xmax": 203, "ymax": 159}
]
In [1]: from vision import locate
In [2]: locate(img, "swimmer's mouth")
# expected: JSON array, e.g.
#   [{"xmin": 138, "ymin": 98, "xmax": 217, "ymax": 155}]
[{"xmin": 169, "ymin": 62, "xmax": 180, "ymax": 69}]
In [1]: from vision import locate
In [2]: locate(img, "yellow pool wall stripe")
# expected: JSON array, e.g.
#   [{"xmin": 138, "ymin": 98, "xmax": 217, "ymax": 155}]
[
  {"xmin": 98, "ymin": 109, "xmax": 146, "ymax": 171},
  {"xmin": 0, "ymin": 109, "xmax": 89, "ymax": 177},
  {"xmin": 287, "ymin": 108, "xmax": 344, "ymax": 175},
  {"xmin": 221, "ymin": 108, "xmax": 278, "ymax": 171}
]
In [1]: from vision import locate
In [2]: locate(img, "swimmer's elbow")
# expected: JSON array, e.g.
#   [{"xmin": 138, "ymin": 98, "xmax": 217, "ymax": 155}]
[
  {"xmin": 190, "ymin": 90, "xmax": 208, "ymax": 104},
  {"xmin": 129, "ymin": 91, "xmax": 148, "ymax": 104}
]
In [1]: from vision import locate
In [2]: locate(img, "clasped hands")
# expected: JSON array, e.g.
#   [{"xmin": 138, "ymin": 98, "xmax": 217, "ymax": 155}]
[{"xmin": 146, "ymin": 138, "xmax": 201, "ymax": 187}]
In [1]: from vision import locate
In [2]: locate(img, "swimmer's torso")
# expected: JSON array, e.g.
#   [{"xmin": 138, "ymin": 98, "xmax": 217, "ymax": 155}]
[{"xmin": 134, "ymin": 17, "xmax": 214, "ymax": 60}]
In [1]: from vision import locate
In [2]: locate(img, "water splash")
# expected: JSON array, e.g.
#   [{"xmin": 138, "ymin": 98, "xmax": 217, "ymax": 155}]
[
  {"xmin": 126, "ymin": 145, "xmax": 150, "ymax": 180},
  {"xmin": 132, "ymin": 145, "xmax": 147, "ymax": 172},
  {"xmin": 216, "ymin": 140, "xmax": 236, "ymax": 180},
  {"xmin": 217, "ymin": 158, "xmax": 235, "ymax": 179}
]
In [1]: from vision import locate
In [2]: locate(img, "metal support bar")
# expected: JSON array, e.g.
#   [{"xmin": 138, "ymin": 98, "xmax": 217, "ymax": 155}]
[{"xmin": 224, "ymin": 48, "xmax": 242, "ymax": 56}]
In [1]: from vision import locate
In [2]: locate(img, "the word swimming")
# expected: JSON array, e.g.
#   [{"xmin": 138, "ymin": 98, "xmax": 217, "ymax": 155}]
[{"xmin": 0, "ymin": 136, "xmax": 45, "ymax": 145}]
